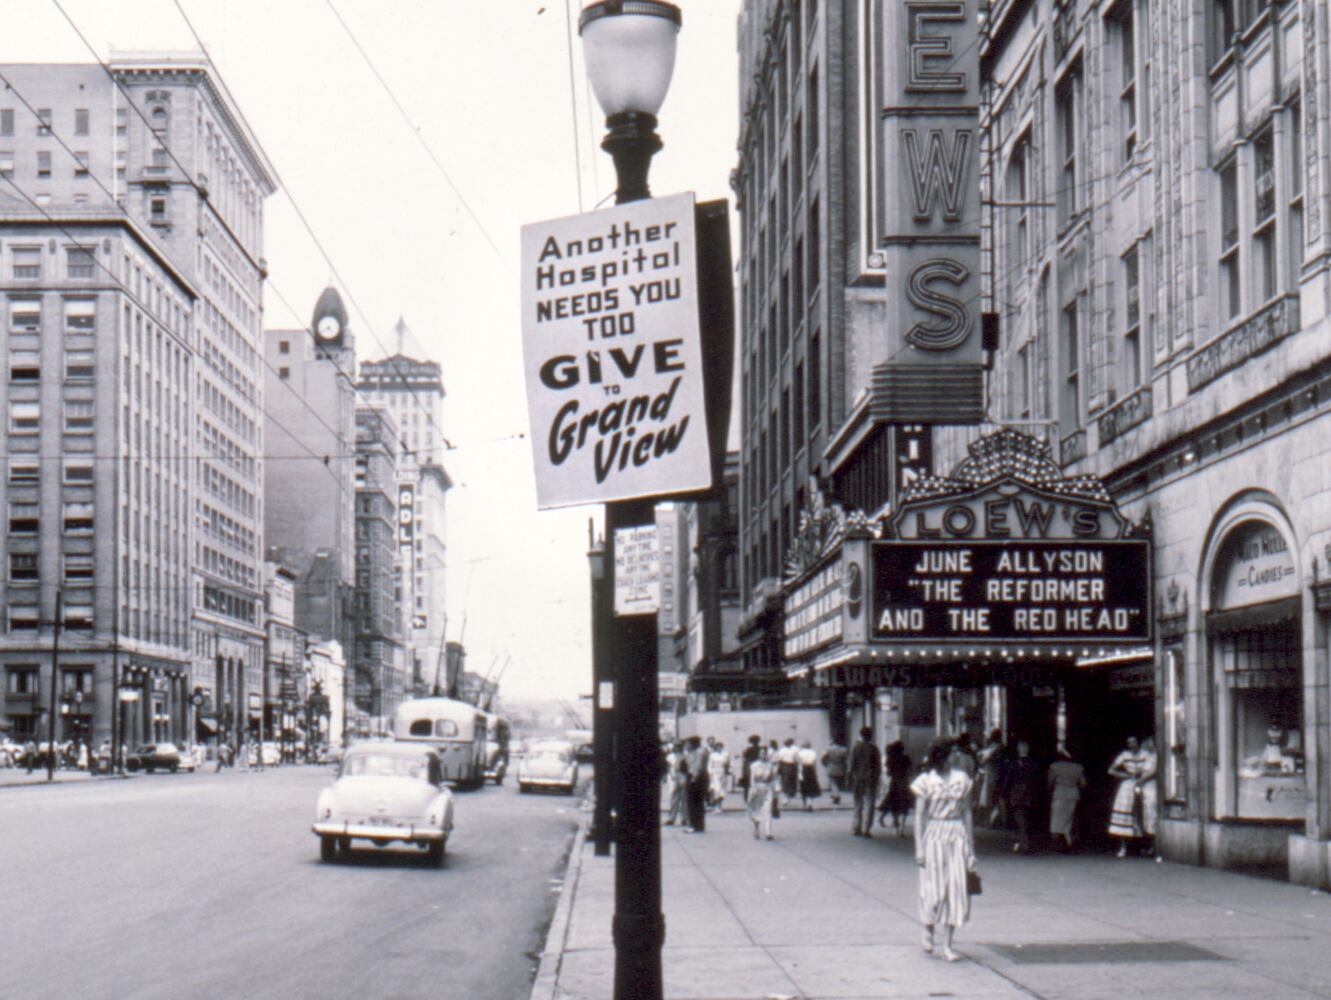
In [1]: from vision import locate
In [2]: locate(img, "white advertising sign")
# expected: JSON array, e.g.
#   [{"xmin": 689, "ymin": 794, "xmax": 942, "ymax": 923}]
[
  {"xmin": 613, "ymin": 524, "xmax": 661, "ymax": 617},
  {"xmin": 521, "ymin": 192, "xmax": 711, "ymax": 508}
]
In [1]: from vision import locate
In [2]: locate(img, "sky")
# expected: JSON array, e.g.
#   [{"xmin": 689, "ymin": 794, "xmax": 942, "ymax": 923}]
[{"xmin": 0, "ymin": 0, "xmax": 744, "ymax": 700}]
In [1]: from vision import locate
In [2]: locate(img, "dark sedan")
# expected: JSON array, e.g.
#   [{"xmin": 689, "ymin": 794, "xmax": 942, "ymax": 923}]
[{"xmin": 125, "ymin": 743, "xmax": 183, "ymax": 773}]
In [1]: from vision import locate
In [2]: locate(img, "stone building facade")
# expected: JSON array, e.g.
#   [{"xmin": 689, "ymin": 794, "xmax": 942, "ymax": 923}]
[
  {"xmin": 944, "ymin": 0, "xmax": 1331, "ymax": 888},
  {"xmin": 0, "ymin": 54, "xmax": 275, "ymax": 749}
]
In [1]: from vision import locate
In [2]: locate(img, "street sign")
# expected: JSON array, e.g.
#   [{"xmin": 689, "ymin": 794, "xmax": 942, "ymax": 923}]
[
  {"xmin": 613, "ymin": 524, "xmax": 661, "ymax": 617},
  {"xmin": 520, "ymin": 192, "xmax": 711, "ymax": 508}
]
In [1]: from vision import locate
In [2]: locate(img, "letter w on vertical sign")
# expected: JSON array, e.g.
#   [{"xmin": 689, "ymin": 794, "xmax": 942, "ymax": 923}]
[{"xmin": 902, "ymin": 129, "xmax": 972, "ymax": 223}]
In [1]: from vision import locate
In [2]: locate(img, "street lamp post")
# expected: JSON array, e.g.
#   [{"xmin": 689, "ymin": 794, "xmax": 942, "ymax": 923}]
[{"xmin": 579, "ymin": 5, "xmax": 681, "ymax": 999}]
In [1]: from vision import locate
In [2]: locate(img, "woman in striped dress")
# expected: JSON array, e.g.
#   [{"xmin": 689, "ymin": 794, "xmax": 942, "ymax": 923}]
[{"xmin": 911, "ymin": 741, "xmax": 977, "ymax": 962}]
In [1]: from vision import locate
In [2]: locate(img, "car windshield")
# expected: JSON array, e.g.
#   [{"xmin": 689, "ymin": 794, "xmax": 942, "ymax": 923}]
[
  {"xmin": 530, "ymin": 749, "xmax": 569, "ymax": 763},
  {"xmin": 342, "ymin": 754, "xmax": 428, "ymax": 780}
]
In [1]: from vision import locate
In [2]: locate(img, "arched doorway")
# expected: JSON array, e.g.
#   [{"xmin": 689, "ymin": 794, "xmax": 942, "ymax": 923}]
[{"xmin": 1203, "ymin": 510, "xmax": 1306, "ymax": 829}]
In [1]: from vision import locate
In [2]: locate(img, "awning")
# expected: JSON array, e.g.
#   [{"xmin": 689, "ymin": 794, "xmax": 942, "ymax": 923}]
[
  {"xmin": 197, "ymin": 717, "xmax": 218, "ymax": 734},
  {"xmin": 1206, "ymin": 596, "xmax": 1300, "ymax": 637},
  {"xmin": 687, "ymin": 671, "xmax": 788, "ymax": 695}
]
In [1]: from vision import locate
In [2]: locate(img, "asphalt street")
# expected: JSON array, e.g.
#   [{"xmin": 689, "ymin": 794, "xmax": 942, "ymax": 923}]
[{"xmin": 0, "ymin": 764, "xmax": 582, "ymax": 1000}]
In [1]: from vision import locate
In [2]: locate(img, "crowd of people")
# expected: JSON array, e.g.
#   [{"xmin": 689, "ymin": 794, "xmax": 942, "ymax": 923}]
[
  {"xmin": 661, "ymin": 729, "xmax": 1160, "ymax": 858},
  {"xmin": 659, "ymin": 727, "xmax": 1161, "ymax": 963}
]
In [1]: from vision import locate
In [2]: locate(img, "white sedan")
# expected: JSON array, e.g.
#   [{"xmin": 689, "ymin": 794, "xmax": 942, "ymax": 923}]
[
  {"xmin": 313, "ymin": 742, "xmax": 455, "ymax": 866},
  {"xmin": 516, "ymin": 740, "xmax": 580, "ymax": 795}
]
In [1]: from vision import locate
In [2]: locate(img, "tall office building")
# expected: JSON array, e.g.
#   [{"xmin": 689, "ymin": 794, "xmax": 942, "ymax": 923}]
[
  {"xmin": 357, "ymin": 325, "xmax": 450, "ymax": 697},
  {"xmin": 0, "ymin": 54, "xmax": 275, "ymax": 747},
  {"xmin": 353, "ymin": 404, "xmax": 404, "ymax": 727},
  {"xmin": 263, "ymin": 286, "xmax": 358, "ymax": 648},
  {"xmin": 734, "ymin": 2, "xmax": 890, "ymax": 694}
]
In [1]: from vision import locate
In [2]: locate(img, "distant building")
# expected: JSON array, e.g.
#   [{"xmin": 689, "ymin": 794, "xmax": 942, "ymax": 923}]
[
  {"xmin": 263, "ymin": 286, "xmax": 358, "ymax": 649},
  {"xmin": 262, "ymin": 561, "xmax": 304, "ymax": 745},
  {"xmin": 353, "ymin": 405, "xmax": 405, "ymax": 726},
  {"xmin": 357, "ymin": 321, "xmax": 450, "ymax": 697}
]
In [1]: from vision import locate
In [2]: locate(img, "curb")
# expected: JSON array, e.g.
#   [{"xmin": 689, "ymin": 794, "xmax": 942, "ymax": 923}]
[{"xmin": 530, "ymin": 810, "xmax": 589, "ymax": 1000}]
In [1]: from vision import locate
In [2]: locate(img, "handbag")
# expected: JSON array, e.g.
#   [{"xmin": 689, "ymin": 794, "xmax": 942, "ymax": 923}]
[{"xmin": 966, "ymin": 869, "xmax": 983, "ymax": 895}]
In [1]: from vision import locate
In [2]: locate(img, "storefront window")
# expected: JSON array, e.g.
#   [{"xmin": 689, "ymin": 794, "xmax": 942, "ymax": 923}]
[
  {"xmin": 1163, "ymin": 647, "xmax": 1185, "ymax": 801},
  {"xmin": 1208, "ymin": 519, "xmax": 1305, "ymax": 822}
]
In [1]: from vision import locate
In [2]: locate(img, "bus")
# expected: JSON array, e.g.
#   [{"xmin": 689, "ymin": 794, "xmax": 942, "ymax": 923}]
[
  {"xmin": 391, "ymin": 697, "xmax": 487, "ymax": 790},
  {"xmin": 482, "ymin": 712, "xmax": 511, "ymax": 785}
]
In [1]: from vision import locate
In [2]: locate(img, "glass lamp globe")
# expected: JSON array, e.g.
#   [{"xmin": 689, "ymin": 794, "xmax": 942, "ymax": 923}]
[{"xmin": 579, "ymin": 1, "xmax": 682, "ymax": 118}]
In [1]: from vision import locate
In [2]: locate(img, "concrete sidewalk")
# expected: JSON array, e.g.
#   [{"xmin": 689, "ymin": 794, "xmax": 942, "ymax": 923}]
[{"xmin": 533, "ymin": 805, "xmax": 1331, "ymax": 1000}]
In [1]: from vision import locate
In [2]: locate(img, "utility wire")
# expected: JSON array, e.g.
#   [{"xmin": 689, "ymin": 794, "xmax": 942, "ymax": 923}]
[
  {"xmin": 48, "ymin": 0, "xmax": 460, "ymax": 476},
  {"xmin": 169, "ymin": 0, "xmax": 464, "ymax": 459},
  {"xmin": 563, "ymin": 0, "xmax": 585, "ymax": 213},
  {"xmin": 0, "ymin": 169, "xmax": 347, "ymax": 495},
  {"xmin": 322, "ymin": 0, "xmax": 514, "ymax": 276}
]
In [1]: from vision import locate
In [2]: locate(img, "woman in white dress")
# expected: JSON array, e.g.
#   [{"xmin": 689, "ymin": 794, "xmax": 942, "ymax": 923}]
[
  {"xmin": 911, "ymin": 741, "xmax": 977, "ymax": 962},
  {"xmin": 746, "ymin": 745, "xmax": 777, "ymax": 840},
  {"xmin": 1107, "ymin": 736, "xmax": 1147, "ymax": 857}
]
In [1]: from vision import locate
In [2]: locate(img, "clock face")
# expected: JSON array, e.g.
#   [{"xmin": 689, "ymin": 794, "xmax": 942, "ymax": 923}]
[{"xmin": 317, "ymin": 316, "xmax": 341, "ymax": 339}]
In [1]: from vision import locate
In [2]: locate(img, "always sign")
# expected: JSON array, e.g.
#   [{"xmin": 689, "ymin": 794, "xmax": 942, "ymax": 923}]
[{"xmin": 521, "ymin": 193, "xmax": 711, "ymax": 509}]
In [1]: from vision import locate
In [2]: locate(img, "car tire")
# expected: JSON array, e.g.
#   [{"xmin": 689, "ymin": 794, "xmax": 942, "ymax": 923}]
[
  {"xmin": 518, "ymin": 783, "xmax": 529, "ymax": 794},
  {"xmin": 146, "ymin": 766, "xmax": 155, "ymax": 774},
  {"xmin": 427, "ymin": 840, "xmax": 445, "ymax": 868},
  {"xmin": 170, "ymin": 764, "xmax": 179, "ymax": 773},
  {"xmin": 320, "ymin": 836, "xmax": 338, "ymax": 863}
]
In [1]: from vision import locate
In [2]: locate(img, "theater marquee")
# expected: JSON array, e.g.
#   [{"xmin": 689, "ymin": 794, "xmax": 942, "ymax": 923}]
[{"xmin": 778, "ymin": 430, "xmax": 1152, "ymax": 689}]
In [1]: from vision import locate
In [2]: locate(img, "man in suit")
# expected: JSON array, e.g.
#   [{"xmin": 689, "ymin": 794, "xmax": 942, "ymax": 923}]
[{"xmin": 847, "ymin": 726, "xmax": 882, "ymax": 837}]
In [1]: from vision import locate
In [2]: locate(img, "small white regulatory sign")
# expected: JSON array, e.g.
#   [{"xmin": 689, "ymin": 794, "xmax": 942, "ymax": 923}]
[{"xmin": 613, "ymin": 524, "xmax": 661, "ymax": 617}]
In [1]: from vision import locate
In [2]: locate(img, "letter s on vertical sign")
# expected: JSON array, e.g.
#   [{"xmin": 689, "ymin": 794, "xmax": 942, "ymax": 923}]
[{"xmin": 905, "ymin": 258, "xmax": 971, "ymax": 350}]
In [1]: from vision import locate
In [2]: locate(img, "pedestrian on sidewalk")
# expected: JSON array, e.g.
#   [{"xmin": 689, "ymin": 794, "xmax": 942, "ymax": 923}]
[
  {"xmin": 746, "ymin": 745, "xmax": 776, "ymax": 840},
  {"xmin": 949, "ymin": 732, "xmax": 978, "ymax": 778},
  {"xmin": 848, "ymin": 726, "xmax": 881, "ymax": 837},
  {"xmin": 768, "ymin": 741, "xmax": 783, "ymax": 819},
  {"xmin": 738, "ymin": 734, "xmax": 762, "ymax": 801},
  {"xmin": 976, "ymin": 730, "xmax": 1006, "ymax": 827},
  {"xmin": 1006, "ymin": 740, "xmax": 1043, "ymax": 854},
  {"xmin": 776, "ymin": 738, "xmax": 799, "ymax": 804},
  {"xmin": 821, "ymin": 737, "xmax": 848, "ymax": 805},
  {"xmin": 912, "ymin": 740, "xmax": 977, "ymax": 963},
  {"xmin": 1107, "ymin": 735, "xmax": 1148, "ymax": 857},
  {"xmin": 1138, "ymin": 737, "xmax": 1159, "ymax": 860},
  {"xmin": 253, "ymin": 738, "xmax": 265, "ymax": 771},
  {"xmin": 879, "ymin": 740, "xmax": 913, "ymax": 835},
  {"xmin": 683, "ymin": 735, "xmax": 709, "ymax": 833},
  {"xmin": 23, "ymin": 738, "xmax": 36, "ymax": 774},
  {"xmin": 797, "ymin": 740, "xmax": 821, "ymax": 811},
  {"xmin": 707, "ymin": 738, "xmax": 730, "ymax": 814},
  {"xmin": 1047, "ymin": 746, "xmax": 1086, "ymax": 852},
  {"xmin": 664, "ymin": 741, "xmax": 687, "ymax": 826}
]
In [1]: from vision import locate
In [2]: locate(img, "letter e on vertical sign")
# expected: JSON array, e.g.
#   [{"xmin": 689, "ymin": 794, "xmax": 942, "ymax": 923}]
[{"xmin": 878, "ymin": 0, "xmax": 984, "ymax": 422}]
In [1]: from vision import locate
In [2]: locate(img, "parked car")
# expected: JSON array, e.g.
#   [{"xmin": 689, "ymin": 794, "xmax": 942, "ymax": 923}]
[
  {"xmin": 125, "ymin": 743, "xmax": 183, "ymax": 773},
  {"xmin": 516, "ymin": 740, "xmax": 580, "ymax": 795},
  {"xmin": 315, "ymin": 744, "xmax": 344, "ymax": 765},
  {"xmin": 313, "ymin": 742, "xmax": 454, "ymax": 866},
  {"xmin": 175, "ymin": 745, "xmax": 199, "ymax": 772}
]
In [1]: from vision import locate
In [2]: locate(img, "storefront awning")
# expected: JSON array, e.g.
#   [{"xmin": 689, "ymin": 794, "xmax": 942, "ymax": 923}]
[
  {"xmin": 197, "ymin": 717, "xmax": 218, "ymax": 734},
  {"xmin": 1206, "ymin": 596, "xmax": 1300, "ymax": 637}
]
